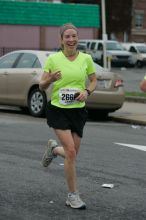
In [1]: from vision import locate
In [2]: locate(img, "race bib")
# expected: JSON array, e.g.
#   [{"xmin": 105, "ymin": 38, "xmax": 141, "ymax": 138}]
[{"xmin": 59, "ymin": 88, "xmax": 79, "ymax": 105}]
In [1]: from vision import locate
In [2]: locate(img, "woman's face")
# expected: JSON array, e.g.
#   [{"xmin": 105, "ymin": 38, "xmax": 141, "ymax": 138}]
[{"xmin": 61, "ymin": 28, "xmax": 78, "ymax": 51}]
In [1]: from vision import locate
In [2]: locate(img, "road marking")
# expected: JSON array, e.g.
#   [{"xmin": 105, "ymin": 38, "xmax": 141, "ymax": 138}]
[{"xmin": 114, "ymin": 143, "xmax": 146, "ymax": 152}]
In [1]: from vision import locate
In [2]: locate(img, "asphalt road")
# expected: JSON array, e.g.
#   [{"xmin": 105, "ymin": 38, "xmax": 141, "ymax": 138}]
[{"xmin": 0, "ymin": 110, "xmax": 146, "ymax": 220}]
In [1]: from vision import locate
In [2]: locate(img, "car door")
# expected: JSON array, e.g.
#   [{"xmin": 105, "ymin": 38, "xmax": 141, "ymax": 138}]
[
  {"xmin": 6, "ymin": 53, "xmax": 42, "ymax": 105},
  {"xmin": 89, "ymin": 42, "xmax": 97, "ymax": 61},
  {"xmin": 129, "ymin": 46, "xmax": 138, "ymax": 64},
  {"xmin": 0, "ymin": 52, "xmax": 21, "ymax": 104}
]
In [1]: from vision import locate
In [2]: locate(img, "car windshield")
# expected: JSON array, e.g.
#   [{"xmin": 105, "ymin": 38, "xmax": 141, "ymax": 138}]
[
  {"xmin": 137, "ymin": 46, "xmax": 146, "ymax": 53},
  {"xmin": 106, "ymin": 42, "xmax": 125, "ymax": 51}
]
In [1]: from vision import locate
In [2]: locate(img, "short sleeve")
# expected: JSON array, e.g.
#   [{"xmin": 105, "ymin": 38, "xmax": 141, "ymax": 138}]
[
  {"xmin": 43, "ymin": 56, "xmax": 53, "ymax": 72},
  {"xmin": 86, "ymin": 55, "xmax": 96, "ymax": 75}
]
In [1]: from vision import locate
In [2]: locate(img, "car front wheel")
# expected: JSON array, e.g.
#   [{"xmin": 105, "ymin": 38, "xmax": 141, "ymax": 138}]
[{"xmin": 28, "ymin": 88, "xmax": 47, "ymax": 117}]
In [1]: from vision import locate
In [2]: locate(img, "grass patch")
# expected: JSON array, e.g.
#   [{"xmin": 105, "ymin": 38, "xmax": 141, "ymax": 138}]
[{"xmin": 125, "ymin": 91, "xmax": 146, "ymax": 98}]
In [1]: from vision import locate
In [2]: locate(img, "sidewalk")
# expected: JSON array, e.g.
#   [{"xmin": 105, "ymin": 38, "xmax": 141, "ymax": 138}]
[{"xmin": 109, "ymin": 101, "xmax": 146, "ymax": 125}]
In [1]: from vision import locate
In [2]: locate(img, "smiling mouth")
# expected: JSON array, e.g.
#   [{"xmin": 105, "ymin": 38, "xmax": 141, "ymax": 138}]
[
  {"xmin": 67, "ymin": 44, "xmax": 77, "ymax": 48},
  {"xmin": 68, "ymin": 44, "xmax": 75, "ymax": 46}
]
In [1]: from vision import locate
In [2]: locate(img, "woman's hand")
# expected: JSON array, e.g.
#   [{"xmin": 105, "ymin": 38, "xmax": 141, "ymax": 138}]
[
  {"xmin": 75, "ymin": 90, "xmax": 88, "ymax": 102},
  {"xmin": 75, "ymin": 73, "xmax": 97, "ymax": 102},
  {"xmin": 39, "ymin": 70, "xmax": 61, "ymax": 90},
  {"xmin": 50, "ymin": 70, "xmax": 62, "ymax": 83}
]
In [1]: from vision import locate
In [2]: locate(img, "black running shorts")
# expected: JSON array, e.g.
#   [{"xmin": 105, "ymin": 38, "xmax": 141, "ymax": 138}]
[{"xmin": 45, "ymin": 101, "xmax": 88, "ymax": 138}]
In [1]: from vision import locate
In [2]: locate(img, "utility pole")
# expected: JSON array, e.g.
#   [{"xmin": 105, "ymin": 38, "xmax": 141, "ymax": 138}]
[{"xmin": 101, "ymin": 0, "xmax": 108, "ymax": 69}]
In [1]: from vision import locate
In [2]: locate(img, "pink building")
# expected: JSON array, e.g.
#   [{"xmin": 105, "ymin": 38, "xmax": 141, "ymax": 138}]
[{"xmin": 0, "ymin": 1, "xmax": 100, "ymax": 55}]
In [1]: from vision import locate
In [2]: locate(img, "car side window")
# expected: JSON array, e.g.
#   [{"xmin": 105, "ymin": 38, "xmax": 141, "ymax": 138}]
[
  {"xmin": 98, "ymin": 43, "xmax": 103, "ymax": 51},
  {"xmin": 90, "ymin": 42, "xmax": 96, "ymax": 50},
  {"xmin": 87, "ymin": 42, "xmax": 90, "ymax": 49},
  {"xmin": 0, "ymin": 53, "xmax": 20, "ymax": 68},
  {"xmin": 33, "ymin": 59, "xmax": 41, "ymax": 68},
  {"xmin": 129, "ymin": 47, "xmax": 137, "ymax": 53},
  {"xmin": 16, "ymin": 53, "xmax": 38, "ymax": 68}
]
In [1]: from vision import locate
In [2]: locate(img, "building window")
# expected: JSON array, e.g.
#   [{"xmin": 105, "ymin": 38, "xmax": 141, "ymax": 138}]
[{"xmin": 134, "ymin": 11, "xmax": 144, "ymax": 28}]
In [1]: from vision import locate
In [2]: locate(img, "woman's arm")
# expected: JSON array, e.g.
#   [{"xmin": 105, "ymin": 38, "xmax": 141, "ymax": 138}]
[
  {"xmin": 140, "ymin": 78, "xmax": 146, "ymax": 92},
  {"xmin": 86, "ymin": 73, "xmax": 97, "ymax": 94},
  {"xmin": 75, "ymin": 73, "xmax": 97, "ymax": 102}
]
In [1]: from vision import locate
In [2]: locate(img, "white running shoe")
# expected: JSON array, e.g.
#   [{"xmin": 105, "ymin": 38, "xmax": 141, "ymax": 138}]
[
  {"xmin": 41, "ymin": 139, "xmax": 58, "ymax": 167},
  {"xmin": 66, "ymin": 192, "xmax": 86, "ymax": 209}
]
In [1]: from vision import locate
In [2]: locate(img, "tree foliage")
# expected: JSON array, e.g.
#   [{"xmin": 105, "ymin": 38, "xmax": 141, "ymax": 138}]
[{"xmin": 106, "ymin": 0, "xmax": 132, "ymax": 34}]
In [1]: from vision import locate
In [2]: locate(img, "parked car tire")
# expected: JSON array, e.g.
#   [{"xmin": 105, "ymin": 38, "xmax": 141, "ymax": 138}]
[{"xmin": 28, "ymin": 88, "xmax": 47, "ymax": 117}]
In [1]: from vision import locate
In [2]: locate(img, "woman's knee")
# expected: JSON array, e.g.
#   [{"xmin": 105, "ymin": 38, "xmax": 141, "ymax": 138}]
[{"xmin": 64, "ymin": 144, "xmax": 76, "ymax": 161}]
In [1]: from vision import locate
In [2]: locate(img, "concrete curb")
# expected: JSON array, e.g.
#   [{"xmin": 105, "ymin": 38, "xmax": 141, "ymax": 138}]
[
  {"xmin": 110, "ymin": 115, "xmax": 146, "ymax": 126},
  {"xmin": 110, "ymin": 98, "xmax": 146, "ymax": 125},
  {"xmin": 125, "ymin": 96, "xmax": 146, "ymax": 103}
]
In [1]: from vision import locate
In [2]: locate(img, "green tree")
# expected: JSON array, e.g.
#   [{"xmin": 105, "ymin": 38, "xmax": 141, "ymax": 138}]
[{"xmin": 106, "ymin": 0, "xmax": 132, "ymax": 37}]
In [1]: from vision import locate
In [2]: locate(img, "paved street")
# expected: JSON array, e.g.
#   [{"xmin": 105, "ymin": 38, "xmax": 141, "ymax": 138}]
[{"xmin": 0, "ymin": 110, "xmax": 146, "ymax": 220}]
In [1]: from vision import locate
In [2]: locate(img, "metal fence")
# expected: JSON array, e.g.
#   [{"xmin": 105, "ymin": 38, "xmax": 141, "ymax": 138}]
[
  {"xmin": 0, "ymin": 48, "xmax": 18, "ymax": 57},
  {"xmin": 0, "ymin": 47, "xmax": 38, "ymax": 57}
]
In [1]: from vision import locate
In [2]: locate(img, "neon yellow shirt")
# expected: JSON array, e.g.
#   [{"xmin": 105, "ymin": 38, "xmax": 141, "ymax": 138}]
[
  {"xmin": 43, "ymin": 51, "xmax": 96, "ymax": 108},
  {"xmin": 144, "ymin": 75, "xmax": 146, "ymax": 80}
]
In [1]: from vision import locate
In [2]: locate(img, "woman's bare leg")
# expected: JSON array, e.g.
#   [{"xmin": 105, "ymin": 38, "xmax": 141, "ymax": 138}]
[
  {"xmin": 71, "ymin": 132, "xmax": 81, "ymax": 155},
  {"xmin": 53, "ymin": 132, "xmax": 81, "ymax": 157},
  {"xmin": 53, "ymin": 129, "xmax": 81, "ymax": 192}
]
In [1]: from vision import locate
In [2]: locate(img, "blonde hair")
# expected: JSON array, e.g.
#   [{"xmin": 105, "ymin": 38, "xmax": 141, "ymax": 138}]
[{"xmin": 60, "ymin": 23, "xmax": 78, "ymax": 39}]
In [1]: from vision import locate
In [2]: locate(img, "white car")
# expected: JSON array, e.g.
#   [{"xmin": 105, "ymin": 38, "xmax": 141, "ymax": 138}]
[
  {"xmin": 78, "ymin": 39, "xmax": 134, "ymax": 67},
  {"xmin": 122, "ymin": 42, "xmax": 146, "ymax": 68}
]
